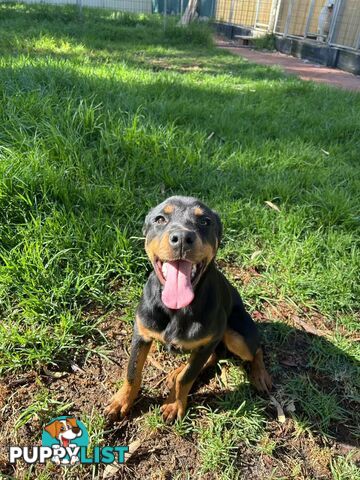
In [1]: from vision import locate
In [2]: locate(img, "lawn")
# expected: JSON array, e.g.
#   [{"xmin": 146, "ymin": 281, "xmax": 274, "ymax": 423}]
[{"xmin": 0, "ymin": 3, "xmax": 359, "ymax": 479}]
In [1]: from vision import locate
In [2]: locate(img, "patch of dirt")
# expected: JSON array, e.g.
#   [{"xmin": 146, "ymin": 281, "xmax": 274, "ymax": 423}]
[
  {"xmin": 148, "ymin": 58, "xmax": 206, "ymax": 74},
  {"xmin": 0, "ymin": 266, "xmax": 359, "ymax": 478}
]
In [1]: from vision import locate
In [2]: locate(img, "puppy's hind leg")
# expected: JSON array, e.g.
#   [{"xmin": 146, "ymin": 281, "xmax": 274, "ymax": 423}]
[{"xmin": 222, "ymin": 328, "xmax": 272, "ymax": 393}]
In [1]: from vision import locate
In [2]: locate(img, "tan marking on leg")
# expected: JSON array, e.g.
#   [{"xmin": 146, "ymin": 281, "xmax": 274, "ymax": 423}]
[
  {"xmin": 161, "ymin": 350, "xmax": 206, "ymax": 422},
  {"xmin": 105, "ymin": 341, "xmax": 151, "ymax": 420},
  {"xmin": 136, "ymin": 315, "xmax": 165, "ymax": 343},
  {"xmin": 203, "ymin": 351, "xmax": 217, "ymax": 369},
  {"xmin": 166, "ymin": 364, "xmax": 186, "ymax": 389},
  {"xmin": 166, "ymin": 352, "xmax": 217, "ymax": 390},
  {"xmin": 161, "ymin": 368, "xmax": 193, "ymax": 423},
  {"xmin": 250, "ymin": 348, "xmax": 272, "ymax": 393},
  {"xmin": 223, "ymin": 328, "xmax": 254, "ymax": 361}
]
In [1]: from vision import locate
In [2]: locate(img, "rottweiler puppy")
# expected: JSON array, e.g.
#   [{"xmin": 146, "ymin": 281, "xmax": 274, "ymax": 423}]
[{"xmin": 105, "ymin": 196, "xmax": 271, "ymax": 423}]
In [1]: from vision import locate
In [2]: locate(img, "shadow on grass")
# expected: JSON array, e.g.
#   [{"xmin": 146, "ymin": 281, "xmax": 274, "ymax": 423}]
[{"xmin": 110, "ymin": 323, "xmax": 359, "ymax": 448}]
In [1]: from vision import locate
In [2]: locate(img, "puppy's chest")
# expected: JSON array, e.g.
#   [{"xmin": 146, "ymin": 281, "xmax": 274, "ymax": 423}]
[
  {"xmin": 160, "ymin": 318, "xmax": 211, "ymax": 352},
  {"xmin": 137, "ymin": 310, "xmax": 208, "ymax": 352}
]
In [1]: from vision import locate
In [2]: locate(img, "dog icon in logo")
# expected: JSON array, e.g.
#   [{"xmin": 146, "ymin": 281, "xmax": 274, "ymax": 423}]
[{"xmin": 43, "ymin": 417, "xmax": 83, "ymax": 465}]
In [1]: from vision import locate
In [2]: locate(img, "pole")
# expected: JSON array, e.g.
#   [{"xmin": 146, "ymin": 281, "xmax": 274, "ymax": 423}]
[
  {"xmin": 304, "ymin": 0, "xmax": 315, "ymax": 38},
  {"xmin": 164, "ymin": 0, "xmax": 167, "ymax": 31},
  {"xmin": 76, "ymin": 0, "xmax": 83, "ymax": 18},
  {"xmin": 284, "ymin": 0, "xmax": 294, "ymax": 37}
]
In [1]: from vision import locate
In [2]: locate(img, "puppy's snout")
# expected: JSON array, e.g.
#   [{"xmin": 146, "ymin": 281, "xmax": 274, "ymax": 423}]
[{"xmin": 169, "ymin": 230, "xmax": 196, "ymax": 249}]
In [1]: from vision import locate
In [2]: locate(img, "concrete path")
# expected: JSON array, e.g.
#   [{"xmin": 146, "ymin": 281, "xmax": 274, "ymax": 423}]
[{"xmin": 215, "ymin": 38, "xmax": 360, "ymax": 92}]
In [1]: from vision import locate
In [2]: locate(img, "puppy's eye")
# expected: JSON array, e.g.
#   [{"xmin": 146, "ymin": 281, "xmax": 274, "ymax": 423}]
[
  {"xmin": 199, "ymin": 217, "xmax": 211, "ymax": 226},
  {"xmin": 154, "ymin": 215, "xmax": 167, "ymax": 225}
]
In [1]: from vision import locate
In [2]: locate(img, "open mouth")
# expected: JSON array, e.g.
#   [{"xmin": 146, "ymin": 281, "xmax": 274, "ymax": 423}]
[
  {"xmin": 155, "ymin": 258, "xmax": 203, "ymax": 285},
  {"xmin": 154, "ymin": 258, "xmax": 204, "ymax": 310}
]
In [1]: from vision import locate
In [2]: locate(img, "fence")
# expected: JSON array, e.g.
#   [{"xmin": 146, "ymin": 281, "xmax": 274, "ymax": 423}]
[
  {"xmin": 15, "ymin": 0, "xmax": 214, "ymax": 16},
  {"xmin": 7, "ymin": 0, "xmax": 360, "ymax": 51},
  {"xmin": 17, "ymin": 0, "xmax": 152, "ymax": 12},
  {"xmin": 215, "ymin": 0, "xmax": 276, "ymax": 31},
  {"xmin": 214, "ymin": 0, "xmax": 360, "ymax": 51}
]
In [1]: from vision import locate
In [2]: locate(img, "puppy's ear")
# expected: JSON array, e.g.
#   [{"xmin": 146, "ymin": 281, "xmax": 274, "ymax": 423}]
[
  {"xmin": 44, "ymin": 420, "xmax": 61, "ymax": 439},
  {"xmin": 212, "ymin": 210, "xmax": 223, "ymax": 245}
]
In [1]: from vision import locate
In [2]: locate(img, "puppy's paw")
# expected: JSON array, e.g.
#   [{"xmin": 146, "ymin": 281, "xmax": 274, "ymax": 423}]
[
  {"xmin": 104, "ymin": 388, "xmax": 133, "ymax": 422},
  {"xmin": 160, "ymin": 400, "xmax": 185, "ymax": 423},
  {"xmin": 250, "ymin": 367, "xmax": 272, "ymax": 393}
]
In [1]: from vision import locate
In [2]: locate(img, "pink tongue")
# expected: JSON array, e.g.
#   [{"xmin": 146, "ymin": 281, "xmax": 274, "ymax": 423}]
[{"xmin": 161, "ymin": 260, "xmax": 194, "ymax": 309}]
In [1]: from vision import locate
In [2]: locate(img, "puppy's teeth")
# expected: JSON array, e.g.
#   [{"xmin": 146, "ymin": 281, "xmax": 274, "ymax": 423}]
[
  {"xmin": 162, "ymin": 263, "xmax": 167, "ymax": 279},
  {"xmin": 191, "ymin": 264, "xmax": 197, "ymax": 279}
]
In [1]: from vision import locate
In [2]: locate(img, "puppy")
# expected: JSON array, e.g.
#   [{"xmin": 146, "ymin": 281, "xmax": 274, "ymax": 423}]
[{"xmin": 105, "ymin": 196, "xmax": 271, "ymax": 422}]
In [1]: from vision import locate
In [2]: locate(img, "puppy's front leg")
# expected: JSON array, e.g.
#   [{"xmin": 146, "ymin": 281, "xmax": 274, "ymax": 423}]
[
  {"xmin": 105, "ymin": 330, "xmax": 152, "ymax": 421},
  {"xmin": 161, "ymin": 341, "xmax": 218, "ymax": 423}
]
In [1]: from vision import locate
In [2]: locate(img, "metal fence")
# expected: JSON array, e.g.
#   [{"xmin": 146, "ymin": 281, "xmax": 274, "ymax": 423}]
[
  {"xmin": 15, "ymin": 0, "xmax": 215, "ymax": 16},
  {"xmin": 18, "ymin": 0, "xmax": 152, "ymax": 12},
  {"xmin": 214, "ymin": 0, "xmax": 360, "ymax": 51},
  {"xmin": 8, "ymin": 0, "xmax": 360, "ymax": 51},
  {"xmin": 215, "ymin": 0, "xmax": 277, "ymax": 31}
]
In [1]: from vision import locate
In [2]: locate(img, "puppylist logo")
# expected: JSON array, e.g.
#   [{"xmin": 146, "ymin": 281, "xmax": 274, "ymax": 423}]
[{"xmin": 9, "ymin": 415, "xmax": 128, "ymax": 466}]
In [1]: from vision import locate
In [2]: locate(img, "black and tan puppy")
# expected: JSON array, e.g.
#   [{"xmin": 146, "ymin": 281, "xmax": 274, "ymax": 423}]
[{"xmin": 105, "ymin": 196, "xmax": 271, "ymax": 422}]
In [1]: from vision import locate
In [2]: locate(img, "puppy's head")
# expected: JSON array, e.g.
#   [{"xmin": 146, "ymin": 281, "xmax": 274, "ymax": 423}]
[{"xmin": 143, "ymin": 196, "xmax": 222, "ymax": 309}]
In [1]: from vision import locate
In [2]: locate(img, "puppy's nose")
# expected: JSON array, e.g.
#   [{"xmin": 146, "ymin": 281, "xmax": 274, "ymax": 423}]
[
  {"xmin": 169, "ymin": 230, "xmax": 196, "ymax": 249},
  {"xmin": 72, "ymin": 427, "xmax": 80, "ymax": 434}
]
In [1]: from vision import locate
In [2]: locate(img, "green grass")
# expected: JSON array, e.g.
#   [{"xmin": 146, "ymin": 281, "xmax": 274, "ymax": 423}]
[
  {"xmin": 0, "ymin": 3, "xmax": 359, "ymax": 477},
  {"xmin": 0, "ymin": 2, "xmax": 358, "ymax": 373}
]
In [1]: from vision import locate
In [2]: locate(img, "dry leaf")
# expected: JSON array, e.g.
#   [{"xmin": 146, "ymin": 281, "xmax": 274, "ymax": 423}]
[
  {"xmin": 265, "ymin": 201, "xmax": 281, "ymax": 212},
  {"xmin": 103, "ymin": 463, "xmax": 120, "ymax": 479},
  {"xmin": 250, "ymin": 250, "xmax": 262, "ymax": 260},
  {"xmin": 280, "ymin": 358, "xmax": 298, "ymax": 367},
  {"xmin": 270, "ymin": 395, "xmax": 286, "ymax": 423},
  {"xmin": 294, "ymin": 318, "xmax": 319, "ymax": 336},
  {"xmin": 103, "ymin": 438, "xmax": 143, "ymax": 477},
  {"xmin": 124, "ymin": 439, "xmax": 142, "ymax": 462},
  {"xmin": 220, "ymin": 366, "xmax": 229, "ymax": 388},
  {"xmin": 71, "ymin": 363, "xmax": 85, "ymax": 373},
  {"xmin": 42, "ymin": 366, "xmax": 67, "ymax": 379}
]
